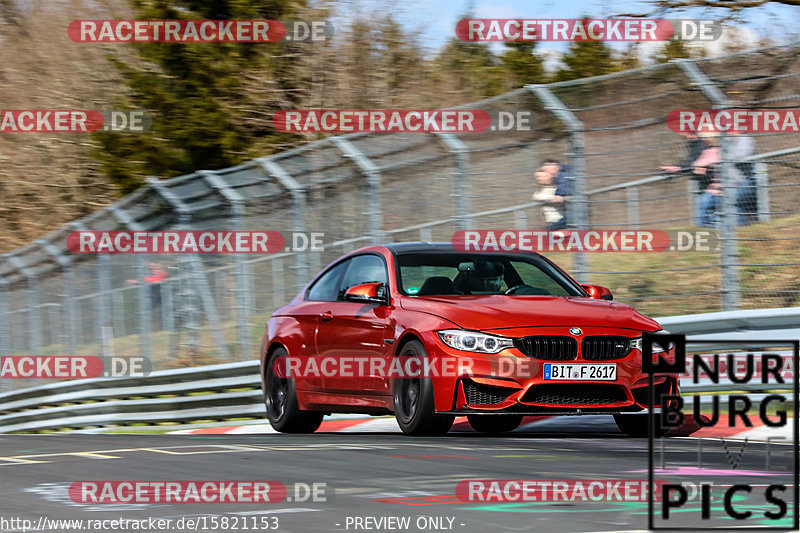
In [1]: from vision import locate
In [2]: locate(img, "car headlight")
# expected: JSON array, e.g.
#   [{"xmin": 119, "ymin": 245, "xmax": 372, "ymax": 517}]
[
  {"xmin": 437, "ymin": 330, "xmax": 515, "ymax": 354},
  {"xmin": 630, "ymin": 329, "xmax": 673, "ymax": 353}
]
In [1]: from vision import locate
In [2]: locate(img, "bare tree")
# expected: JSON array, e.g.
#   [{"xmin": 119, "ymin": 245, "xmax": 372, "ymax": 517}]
[{"xmin": 650, "ymin": 0, "xmax": 797, "ymax": 8}]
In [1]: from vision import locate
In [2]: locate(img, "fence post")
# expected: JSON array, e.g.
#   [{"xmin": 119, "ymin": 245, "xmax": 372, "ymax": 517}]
[
  {"xmin": 527, "ymin": 84, "xmax": 589, "ymax": 282},
  {"xmin": 627, "ymin": 187, "xmax": 640, "ymax": 227},
  {"xmin": 257, "ymin": 158, "xmax": 309, "ymax": 293},
  {"xmin": 200, "ymin": 171, "xmax": 250, "ymax": 360},
  {"xmin": 37, "ymin": 239, "xmax": 75, "ymax": 354},
  {"xmin": 65, "ymin": 266, "xmax": 81, "ymax": 352},
  {"xmin": 0, "ymin": 277, "xmax": 9, "ymax": 391},
  {"xmin": 176, "ymin": 250, "xmax": 198, "ymax": 354},
  {"xmin": 677, "ymin": 60, "xmax": 740, "ymax": 311},
  {"xmin": 687, "ymin": 178, "xmax": 698, "ymax": 223},
  {"xmin": 719, "ymin": 132, "xmax": 742, "ymax": 310},
  {"xmin": 162, "ymin": 278, "xmax": 176, "ymax": 352},
  {"xmin": 45, "ymin": 303, "xmax": 60, "ymax": 348},
  {"xmin": 97, "ymin": 255, "xmax": 113, "ymax": 355},
  {"xmin": 271, "ymin": 257, "xmax": 286, "ymax": 309},
  {"xmin": 111, "ymin": 290, "xmax": 125, "ymax": 337},
  {"xmin": 69, "ymin": 221, "xmax": 112, "ymax": 355},
  {"xmin": 108, "ymin": 206, "xmax": 151, "ymax": 362},
  {"xmin": 755, "ymin": 163, "xmax": 770, "ymax": 223},
  {"xmin": 514, "ymin": 210, "xmax": 528, "ymax": 230},
  {"xmin": 146, "ymin": 177, "xmax": 230, "ymax": 360},
  {"xmin": 435, "ymin": 133, "xmax": 472, "ymax": 231},
  {"xmin": 331, "ymin": 137, "xmax": 383, "ymax": 244},
  {"xmin": 5, "ymin": 255, "xmax": 42, "ymax": 354}
]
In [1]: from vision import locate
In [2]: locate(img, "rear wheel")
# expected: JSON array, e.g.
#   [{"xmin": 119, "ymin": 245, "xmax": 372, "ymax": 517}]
[
  {"xmin": 264, "ymin": 347, "xmax": 323, "ymax": 433},
  {"xmin": 614, "ymin": 413, "xmax": 667, "ymax": 438},
  {"xmin": 393, "ymin": 340, "xmax": 454, "ymax": 436},
  {"xmin": 467, "ymin": 414, "xmax": 523, "ymax": 433}
]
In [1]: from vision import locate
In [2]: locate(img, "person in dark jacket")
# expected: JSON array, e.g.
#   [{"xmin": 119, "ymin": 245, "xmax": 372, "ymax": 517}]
[
  {"xmin": 660, "ymin": 129, "xmax": 704, "ymax": 174},
  {"xmin": 692, "ymin": 131, "xmax": 722, "ymax": 227},
  {"xmin": 533, "ymin": 158, "xmax": 572, "ymax": 230}
]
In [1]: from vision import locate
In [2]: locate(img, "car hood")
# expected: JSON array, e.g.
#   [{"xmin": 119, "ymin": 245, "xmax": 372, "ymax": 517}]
[{"xmin": 399, "ymin": 295, "xmax": 660, "ymax": 332}]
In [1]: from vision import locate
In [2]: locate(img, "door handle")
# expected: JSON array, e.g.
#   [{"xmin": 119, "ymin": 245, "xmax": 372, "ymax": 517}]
[{"xmin": 320, "ymin": 311, "xmax": 333, "ymax": 322}]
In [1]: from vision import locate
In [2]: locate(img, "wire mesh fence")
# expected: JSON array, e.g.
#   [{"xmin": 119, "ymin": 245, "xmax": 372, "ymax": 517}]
[{"xmin": 2, "ymin": 43, "xmax": 800, "ymax": 381}]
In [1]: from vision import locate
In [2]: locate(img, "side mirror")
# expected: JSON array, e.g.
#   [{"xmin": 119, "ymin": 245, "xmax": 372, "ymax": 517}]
[
  {"xmin": 344, "ymin": 282, "xmax": 387, "ymax": 304},
  {"xmin": 581, "ymin": 284, "xmax": 613, "ymax": 300}
]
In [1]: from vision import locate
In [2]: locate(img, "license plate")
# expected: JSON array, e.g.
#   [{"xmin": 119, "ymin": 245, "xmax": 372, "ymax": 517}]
[{"xmin": 543, "ymin": 363, "xmax": 616, "ymax": 381}]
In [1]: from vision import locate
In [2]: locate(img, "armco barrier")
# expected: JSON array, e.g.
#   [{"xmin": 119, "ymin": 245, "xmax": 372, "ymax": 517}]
[
  {"xmin": 0, "ymin": 361, "xmax": 262, "ymax": 433},
  {"xmin": 0, "ymin": 308, "xmax": 797, "ymax": 433}
]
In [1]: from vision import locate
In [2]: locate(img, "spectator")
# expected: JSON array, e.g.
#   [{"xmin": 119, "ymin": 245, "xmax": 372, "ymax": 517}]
[
  {"xmin": 729, "ymin": 129, "xmax": 758, "ymax": 225},
  {"xmin": 691, "ymin": 129, "xmax": 759, "ymax": 227},
  {"xmin": 533, "ymin": 159, "xmax": 572, "ymax": 230},
  {"xmin": 692, "ymin": 130, "xmax": 722, "ymax": 227},
  {"xmin": 126, "ymin": 261, "xmax": 168, "ymax": 306},
  {"xmin": 660, "ymin": 129, "xmax": 704, "ymax": 174}
]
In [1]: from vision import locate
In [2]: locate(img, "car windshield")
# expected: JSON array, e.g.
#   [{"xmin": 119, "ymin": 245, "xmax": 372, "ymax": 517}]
[{"xmin": 396, "ymin": 252, "xmax": 585, "ymax": 297}]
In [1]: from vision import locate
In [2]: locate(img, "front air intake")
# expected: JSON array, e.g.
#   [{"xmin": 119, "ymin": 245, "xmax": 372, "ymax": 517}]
[
  {"xmin": 522, "ymin": 383, "xmax": 629, "ymax": 406},
  {"xmin": 463, "ymin": 380, "xmax": 515, "ymax": 405}
]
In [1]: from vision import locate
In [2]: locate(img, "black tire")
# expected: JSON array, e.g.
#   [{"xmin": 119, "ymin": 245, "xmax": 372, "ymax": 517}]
[
  {"xmin": 614, "ymin": 413, "xmax": 668, "ymax": 438},
  {"xmin": 393, "ymin": 340, "xmax": 454, "ymax": 436},
  {"xmin": 264, "ymin": 347, "xmax": 323, "ymax": 433},
  {"xmin": 467, "ymin": 414, "xmax": 523, "ymax": 433}
]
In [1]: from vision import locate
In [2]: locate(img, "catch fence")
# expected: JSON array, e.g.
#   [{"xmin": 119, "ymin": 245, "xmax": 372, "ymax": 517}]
[{"xmin": 2, "ymin": 43, "xmax": 800, "ymax": 380}]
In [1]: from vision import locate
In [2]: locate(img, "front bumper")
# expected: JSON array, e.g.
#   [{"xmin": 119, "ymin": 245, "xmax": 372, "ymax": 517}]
[
  {"xmin": 418, "ymin": 326, "xmax": 679, "ymax": 414},
  {"xmin": 448, "ymin": 374, "xmax": 678, "ymax": 415}
]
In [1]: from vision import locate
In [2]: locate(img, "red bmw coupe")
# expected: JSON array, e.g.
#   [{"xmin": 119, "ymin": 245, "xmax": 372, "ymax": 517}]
[{"xmin": 260, "ymin": 242, "xmax": 678, "ymax": 436}]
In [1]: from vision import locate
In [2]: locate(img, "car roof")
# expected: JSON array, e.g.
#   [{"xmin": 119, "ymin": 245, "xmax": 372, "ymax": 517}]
[
  {"xmin": 379, "ymin": 242, "xmax": 544, "ymax": 258},
  {"xmin": 382, "ymin": 242, "xmax": 456, "ymax": 253}
]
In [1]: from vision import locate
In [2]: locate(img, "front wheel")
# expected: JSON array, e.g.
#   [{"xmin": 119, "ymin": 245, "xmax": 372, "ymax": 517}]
[
  {"xmin": 614, "ymin": 413, "xmax": 667, "ymax": 438},
  {"xmin": 264, "ymin": 347, "xmax": 323, "ymax": 433},
  {"xmin": 467, "ymin": 414, "xmax": 523, "ymax": 433},
  {"xmin": 393, "ymin": 340, "xmax": 454, "ymax": 436}
]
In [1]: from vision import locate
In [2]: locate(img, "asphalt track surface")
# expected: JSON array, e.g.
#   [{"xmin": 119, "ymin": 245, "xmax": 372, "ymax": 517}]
[{"xmin": 0, "ymin": 417, "xmax": 795, "ymax": 533}]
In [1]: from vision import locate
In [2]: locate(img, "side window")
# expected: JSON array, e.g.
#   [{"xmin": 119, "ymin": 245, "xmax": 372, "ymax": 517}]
[
  {"xmin": 337, "ymin": 255, "xmax": 388, "ymax": 301},
  {"xmin": 306, "ymin": 261, "xmax": 348, "ymax": 302}
]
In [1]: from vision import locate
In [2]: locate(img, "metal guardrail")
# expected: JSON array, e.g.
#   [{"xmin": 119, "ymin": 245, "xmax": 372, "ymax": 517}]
[
  {"xmin": 659, "ymin": 307, "xmax": 800, "ymax": 342},
  {"xmin": 0, "ymin": 361, "xmax": 262, "ymax": 433},
  {"xmin": 0, "ymin": 308, "xmax": 797, "ymax": 433}
]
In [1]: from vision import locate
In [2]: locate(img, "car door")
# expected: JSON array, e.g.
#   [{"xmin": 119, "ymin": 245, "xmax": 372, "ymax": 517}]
[
  {"xmin": 295, "ymin": 260, "xmax": 348, "ymax": 391},
  {"xmin": 314, "ymin": 253, "xmax": 394, "ymax": 394}
]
